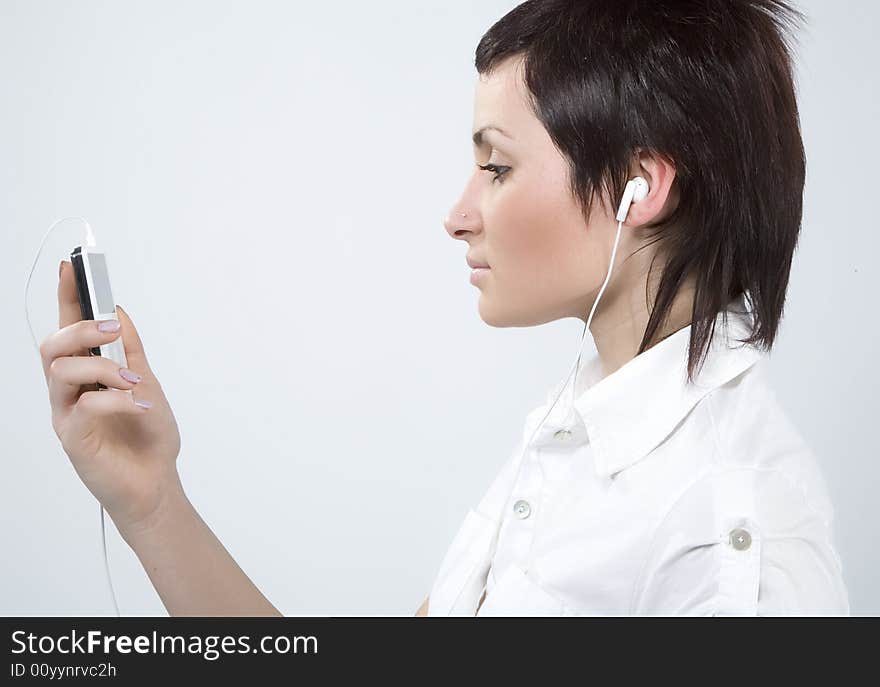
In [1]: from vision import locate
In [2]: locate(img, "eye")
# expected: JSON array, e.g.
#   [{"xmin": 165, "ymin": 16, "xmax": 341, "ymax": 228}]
[{"xmin": 478, "ymin": 163, "xmax": 511, "ymax": 184}]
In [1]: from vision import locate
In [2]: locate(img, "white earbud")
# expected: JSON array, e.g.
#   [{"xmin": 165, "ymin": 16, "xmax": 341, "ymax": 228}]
[{"xmin": 615, "ymin": 176, "xmax": 650, "ymax": 223}]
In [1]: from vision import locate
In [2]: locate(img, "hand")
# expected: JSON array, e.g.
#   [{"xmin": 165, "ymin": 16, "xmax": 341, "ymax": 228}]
[{"xmin": 39, "ymin": 261, "xmax": 183, "ymax": 537}]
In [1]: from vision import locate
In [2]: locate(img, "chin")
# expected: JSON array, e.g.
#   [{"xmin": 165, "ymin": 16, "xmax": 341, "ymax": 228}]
[
  {"xmin": 477, "ymin": 297, "xmax": 540, "ymax": 328},
  {"xmin": 477, "ymin": 296, "xmax": 507, "ymax": 327},
  {"xmin": 479, "ymin": 295, "xmax": 577, "ymax": 328}
]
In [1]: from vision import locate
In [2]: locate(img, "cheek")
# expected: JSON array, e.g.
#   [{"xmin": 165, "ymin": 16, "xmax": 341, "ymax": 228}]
[{"xmin": 491, "ymin": 178, "xmax": 585, "ymax": 286}]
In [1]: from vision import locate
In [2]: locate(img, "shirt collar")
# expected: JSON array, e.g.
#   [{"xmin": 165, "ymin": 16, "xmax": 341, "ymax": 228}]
[{"xmin": 527, "ymin": 293, "xmax": 767, "ymax": 478}]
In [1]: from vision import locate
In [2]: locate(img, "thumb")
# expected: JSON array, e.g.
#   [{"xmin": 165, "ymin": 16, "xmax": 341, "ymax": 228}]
[{"xmin": 115, "ymin": 304, "xmax": 151, "ymax": 374}]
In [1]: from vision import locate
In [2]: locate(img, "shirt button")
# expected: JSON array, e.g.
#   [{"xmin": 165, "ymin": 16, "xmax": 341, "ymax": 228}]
[
  {"xmin": 729, "ymin": 528, "xmax": 752, "ymax": 551},
  {"xmin": 513, "ymin": 499, "xmax": 531, "ymax": 519},
  {"xmin": 553, "ymin": 428, "xmax": 572, "ymax": 441}
]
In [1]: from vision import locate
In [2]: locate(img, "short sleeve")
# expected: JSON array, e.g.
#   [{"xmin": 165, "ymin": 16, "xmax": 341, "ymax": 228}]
[{"xmin": 630, "ymin": 467, "xmax": 850, "ymax": 616}]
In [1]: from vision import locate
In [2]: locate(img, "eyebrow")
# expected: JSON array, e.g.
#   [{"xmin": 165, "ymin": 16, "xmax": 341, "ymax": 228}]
[{"xmin": 472, "ymin": 125, "xmax": 513, "ymax": 147}]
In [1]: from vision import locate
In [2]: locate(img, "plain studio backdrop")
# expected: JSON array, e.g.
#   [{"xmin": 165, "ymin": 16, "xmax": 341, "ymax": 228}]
[{"xmin": 1, "ymin": 0, "xmax": 877, "ymax": 616}]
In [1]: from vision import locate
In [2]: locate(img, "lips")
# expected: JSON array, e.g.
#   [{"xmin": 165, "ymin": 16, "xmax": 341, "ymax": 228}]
[{"xmin": 467, "ymin": 256, "xmax": 490, "ymax": 269}]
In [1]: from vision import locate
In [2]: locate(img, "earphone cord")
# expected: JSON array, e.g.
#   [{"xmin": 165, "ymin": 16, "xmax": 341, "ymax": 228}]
[
  {"xmin": 25, "ymin": 216, "xmax": 122, "ymax": 618},
  {"xmin": 475, "ymin": 217, "xmax": 625, "ymax": 607},
  {"xmin": 29, "ymin": 210, "xmax": 628, "ymax": 618}
]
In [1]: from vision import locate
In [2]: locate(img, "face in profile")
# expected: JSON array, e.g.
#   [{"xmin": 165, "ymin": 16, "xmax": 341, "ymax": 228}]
[{"xmin": 444, "ymin": 54, "xmax": 635, "ymax": 329}]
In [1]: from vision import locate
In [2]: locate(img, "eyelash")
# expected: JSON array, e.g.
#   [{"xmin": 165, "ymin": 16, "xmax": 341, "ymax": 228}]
[{"xmin": 478, "ymin": 163, "xmax": 511, "ymax": 184}]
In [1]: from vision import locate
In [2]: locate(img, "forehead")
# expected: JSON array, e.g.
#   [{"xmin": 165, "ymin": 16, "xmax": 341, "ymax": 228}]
[{"xmin": 473, "ymin": 55, "xmax": 534, "ymax": 139}]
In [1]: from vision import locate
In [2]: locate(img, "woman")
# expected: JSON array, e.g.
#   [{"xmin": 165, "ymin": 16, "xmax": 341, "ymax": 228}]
[{"xmin": 39, "ymin": 0, "xmax": 849, "ymax": 616}]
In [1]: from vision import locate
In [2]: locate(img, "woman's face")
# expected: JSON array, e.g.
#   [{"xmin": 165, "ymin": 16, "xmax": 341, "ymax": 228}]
[{"xmin": 444, "ymin": 54, "xmax": 632, "ymax": 328}]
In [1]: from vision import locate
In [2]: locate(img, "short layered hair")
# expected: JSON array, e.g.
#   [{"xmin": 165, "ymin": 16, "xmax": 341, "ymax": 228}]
[{"xmin": 475, "ymin": 0, "xmax": 808, "ymax": 383}]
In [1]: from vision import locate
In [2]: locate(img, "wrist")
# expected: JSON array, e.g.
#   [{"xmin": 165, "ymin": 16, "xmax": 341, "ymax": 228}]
[{"xmin": 116, "ymin": 472, "xmax": 192, "ymax": 548}]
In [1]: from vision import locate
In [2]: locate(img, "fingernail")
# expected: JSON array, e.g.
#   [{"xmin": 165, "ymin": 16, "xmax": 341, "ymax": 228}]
[
  {"xmin": 119, "ymin": 368, "xmax": 142, "ymax": 383},
  {"xmin": 98, "ymin": 320, "xmax": 121, "ymax": 332},
  {"xmin": 59, "ymin": 260, "xmax": 64, "ymax": 278},
  {"xmin": 134, "ymin": 399, "xmax": 152, "ymax": 409}
]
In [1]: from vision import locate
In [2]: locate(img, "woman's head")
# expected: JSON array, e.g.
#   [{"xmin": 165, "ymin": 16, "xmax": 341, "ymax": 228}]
[{"xmin": 444, "ymin": 0, "xmax": 807, "ymax": 384}]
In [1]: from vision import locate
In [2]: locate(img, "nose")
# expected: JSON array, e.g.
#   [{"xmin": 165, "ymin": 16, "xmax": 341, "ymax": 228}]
[{"xmin": 444, "ymin": 208, "xmax": 479, "ymax": 241}]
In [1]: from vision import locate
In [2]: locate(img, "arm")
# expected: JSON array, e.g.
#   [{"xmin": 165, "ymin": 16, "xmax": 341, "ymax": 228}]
[
  {"xmin": 118, "ymin": 474, "xmax": 282, "ymax": 617},
  {"xmin": 631, "ymin": 468, "xmax": 850, "ymax": 616},
  {"xmin": 415, "ymin": 596, "xmax": 429, "ymax": 616}
]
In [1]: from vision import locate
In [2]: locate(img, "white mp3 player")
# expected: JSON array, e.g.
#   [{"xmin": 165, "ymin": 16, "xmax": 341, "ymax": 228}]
[{"xmin": 70, "ymin": 244, "xmax": 129, "ymax": 393}]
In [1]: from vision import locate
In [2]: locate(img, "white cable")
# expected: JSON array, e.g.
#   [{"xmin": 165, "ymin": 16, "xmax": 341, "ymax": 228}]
[
  {"xmin": 476, "ymin": 218, "xmax": 626, "ymax": 608},
  {"xmin": 100, "ymin": 501, "xmax": 121, "ymax": 617},
  {"xmin": 571, "ymin": 217, "xmax": 625, "ymax": 406},
  {"xmin": 24, "ymin": 216, "xmax": 93, "ymax": 352},
  {"xmin": 25, "ymin": 216, "xmax": 122, "ymax": 617}
]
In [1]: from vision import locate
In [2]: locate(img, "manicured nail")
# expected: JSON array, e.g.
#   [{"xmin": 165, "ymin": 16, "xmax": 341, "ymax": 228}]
[
  {"xmin": 98, "ymin": 320, "xmax": 121, "ymax": 332},
  {"xmin": 134, "ymin": 398, "xmax": 152, "ymax": 409},
  {"xmin": 119, "ymin": 368, "xmax": 142, "ymax": 383}
]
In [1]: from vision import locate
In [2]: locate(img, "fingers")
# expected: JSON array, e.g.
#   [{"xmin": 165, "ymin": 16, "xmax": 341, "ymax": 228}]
[
  {"xmin": 48, "ymin": 354, "xmax": 144, "ymax": 411},
  {"xmin": 39, "ymin": 319, "xmax": 126, "ymax": 383},
  {"xmin": 72, "ymin": 388, "xmax": 151, "ymax": 424},
  {"xmin": 54, "ymin": 262, "xmax": 150, "ymax": 375},
  {"xmin": 114, "ymin": 304, "xmax": 151, "ymax": 373},
  {"xmin": 57, "ymin": 261, "xmax": 84, "ymax": 332}
]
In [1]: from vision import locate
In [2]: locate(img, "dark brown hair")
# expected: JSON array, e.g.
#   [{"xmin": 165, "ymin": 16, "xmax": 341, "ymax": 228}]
[{"xmin": 475, "ymin": 0, "xmax": 808, "ymax": 383}]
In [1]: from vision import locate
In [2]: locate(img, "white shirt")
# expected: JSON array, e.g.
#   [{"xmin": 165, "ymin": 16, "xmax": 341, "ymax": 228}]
[{"xmin": 427, "ymin": 293, "xmax": 850, "ymax": 616}]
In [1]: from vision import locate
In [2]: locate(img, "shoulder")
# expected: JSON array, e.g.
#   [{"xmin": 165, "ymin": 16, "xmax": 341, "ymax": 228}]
[
  {"xmin": 703, "ymin": 354, "xmax": 836, "ymax": 523},
  {"xmin": 631, "ymin": 364, "xmax": 850, "ymax": 614}
]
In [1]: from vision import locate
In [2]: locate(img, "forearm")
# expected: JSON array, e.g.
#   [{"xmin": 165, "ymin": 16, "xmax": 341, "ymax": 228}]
[{"xmin": 118, "ymin": 475, "xmax": 282, "ymax": 617}]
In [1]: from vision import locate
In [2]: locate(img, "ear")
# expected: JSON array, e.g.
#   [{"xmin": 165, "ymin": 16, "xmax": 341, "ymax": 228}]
[{"xmin": 625, "ymin": 148, "xmax": 678, "ymax": 226}]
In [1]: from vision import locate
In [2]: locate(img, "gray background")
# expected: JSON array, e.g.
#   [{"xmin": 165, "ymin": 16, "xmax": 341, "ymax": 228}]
[{"xmin": 1, "ymin": 0, "xmax": 876, "ymax": 615}]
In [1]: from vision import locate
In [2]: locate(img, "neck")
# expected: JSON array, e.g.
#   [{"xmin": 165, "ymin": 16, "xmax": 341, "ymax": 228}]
[{"xmin": 582, "ymin": 268, "xmax": 697, "ymax": 381}]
